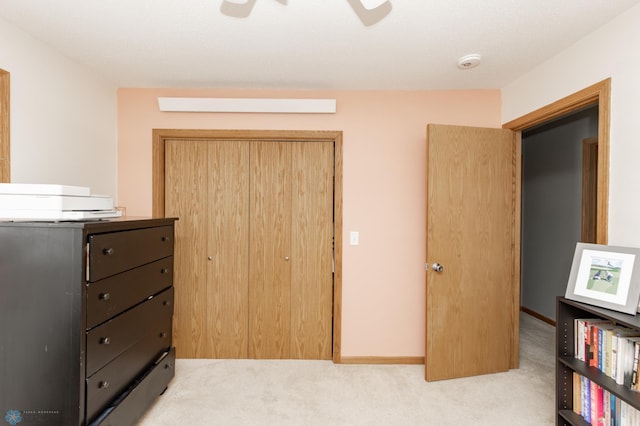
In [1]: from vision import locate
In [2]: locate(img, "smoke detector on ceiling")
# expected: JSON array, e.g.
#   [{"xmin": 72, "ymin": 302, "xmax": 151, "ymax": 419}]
[{"xmin": 457, "ymin": 54, "xmax": 481, "ymax": 70}]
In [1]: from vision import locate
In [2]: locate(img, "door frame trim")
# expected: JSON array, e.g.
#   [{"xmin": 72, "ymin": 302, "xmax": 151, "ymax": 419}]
[
  {"xmin": 503, "ymin": 78, "xmax": 610, "ymax": 244},
  {"xmin": 582, "ymin": 137, "xmax": 599, "ymax": 243},
  {"xmin": 0, "ymin": 69, "xmax": 9, "ymax": 183},
  {"xmin": 503, "ymin": 78, "xmax": 611, "ymax": 368},
  {"xmin": 152, "ymin": 128, "xmax": 344, "ymax": 363}
]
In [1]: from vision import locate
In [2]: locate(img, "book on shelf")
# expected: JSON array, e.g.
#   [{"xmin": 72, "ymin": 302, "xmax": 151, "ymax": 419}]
[
  {"xmin": 612, "ymin": 392, "xmax": 619, "ymax": 426},
  {"xmin": 590, "ymin": 379, "xmax": 604, "ymax": 425},
  {"xmin": 628, "ymin": 336, "xmax": 640, "ymax": 392},
  {"xmin": 603, "ymin": 389, "xmax": 610, "ymax": 426},
  {"xmin": 573, "ymin": 372, "xmax": 582, "ymax": 416},
  {"xmin": 582, "ymin": 375, "xmax": 591, "ymax": 424},
  {"xmin": 589, "ymin": 320, "xmax": 609, "ymax": 368}
]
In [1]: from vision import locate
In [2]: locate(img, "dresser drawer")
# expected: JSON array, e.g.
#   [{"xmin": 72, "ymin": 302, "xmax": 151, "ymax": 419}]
[
  {"xmin": 87, "ymin": 226, "xmax": 174, "ymax": 282},
  {"xmin": 86, "ymin": 287, "xmax": 173, "ymax": 377},
  {"xmin": 87, "ymin": 257, "xmax": 173, "ymax": 329},
  {"xmin": 85, "ymin": 319, "xmax": 172, "ymax": 423},
  {"xmin": 88, "ymin": 348, "xmax": 175, "ymax": 426}
]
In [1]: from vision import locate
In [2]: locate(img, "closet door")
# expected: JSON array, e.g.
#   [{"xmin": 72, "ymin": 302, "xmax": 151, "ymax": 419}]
[
  {"xmin": 249, "ymin": 141, "xmax": 334, "ymax": 359},
  {"xmin": 249, "ymin": 142, "xmax": 293, "ymax": 358},
  {"xmin": 206, "ymin": 140, "xmax": 250, "ymax": 358},
  {"xmin": 166, "ymin": 140, "xmax": 209, "ymax": 358},
  {"xmin": 290, "ymin": 142, "xmax": 333, "ymax": 360},
  {"xmin": 166, "ymin": 139, "xmax": 250, "ymax": 358},
  {"xmin": 166, "ymin": 138, "xmax": 333, "ymax": 360}
]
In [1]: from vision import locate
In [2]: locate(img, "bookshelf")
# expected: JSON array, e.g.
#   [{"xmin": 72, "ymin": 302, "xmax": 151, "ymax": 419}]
[{"xmin": 557, "ymin": 296, "xmax": 640, "ymax": 425}]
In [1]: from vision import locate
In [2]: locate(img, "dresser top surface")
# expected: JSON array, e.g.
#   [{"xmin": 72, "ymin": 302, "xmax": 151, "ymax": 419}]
[{"xmin": 0, "ymin": 216, "xmax": 177, "ymax": 231}]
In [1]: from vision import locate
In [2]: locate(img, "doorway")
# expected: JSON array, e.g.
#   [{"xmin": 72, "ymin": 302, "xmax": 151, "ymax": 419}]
[
  {"xmin": 503, "ymin": 78, "xmax": 610, "ymax": 328},
  {"xmin": 520, "ymin": 106, "xmax": 599, "ymax": 321},
  {"xmin": 152, "ymin": 129, "xmax": 344, "ymax": 362}
]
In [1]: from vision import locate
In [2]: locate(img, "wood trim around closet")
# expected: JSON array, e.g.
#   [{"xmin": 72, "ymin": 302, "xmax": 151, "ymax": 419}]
[
  {"xmin": 0, "ymin": 69, "xmax": 9, "ymax": 183},
  {"xmin": 152, "ymin": 128, "xmax": 344, "ymax": 363}
]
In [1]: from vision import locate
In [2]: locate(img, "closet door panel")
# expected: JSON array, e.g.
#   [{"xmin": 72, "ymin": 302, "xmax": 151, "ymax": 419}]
[
  {"xmin": 207, "ymin": 141, "xmax": 250, "ymax": 358},
  {"xmin": 166, "ymin": 140, "xmax": 250, "ymax": 359},
  {"xmin": 165, "ymin": 140, "xmax": 209, "ymax": 358},
  {"xmin": 290, "ymin": 142, "xmax": 334, "ymax": 359},
  {"xmin": 249, "ymin": 142, "xmax": 292, "ymax": 359}
]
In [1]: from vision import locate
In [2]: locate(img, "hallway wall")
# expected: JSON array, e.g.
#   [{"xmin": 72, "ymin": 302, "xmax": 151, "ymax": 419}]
[{"xmin": 521, "ymin": 107, "xmax": 598, "ymax": 320}]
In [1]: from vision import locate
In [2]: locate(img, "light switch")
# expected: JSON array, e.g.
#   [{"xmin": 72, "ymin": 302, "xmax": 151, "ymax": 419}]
[{"xmin": 350, "ymin": 231, "xmax": 359, "ymax": 246}]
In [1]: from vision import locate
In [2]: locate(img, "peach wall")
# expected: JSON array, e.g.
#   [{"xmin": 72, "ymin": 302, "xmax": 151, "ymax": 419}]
[{"xmin": 118, "ymin": 88, "xmax": 501, "ymax": 357}]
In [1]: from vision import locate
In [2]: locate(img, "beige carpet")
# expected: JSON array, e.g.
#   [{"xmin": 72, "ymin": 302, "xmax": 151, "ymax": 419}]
[{"xmin": 138, "ymin": 313, "xmax": 555, "ymax": 425}]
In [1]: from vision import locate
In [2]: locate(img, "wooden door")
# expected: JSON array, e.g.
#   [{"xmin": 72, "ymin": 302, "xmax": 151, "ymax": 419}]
[
  {"xmin": 290, "ymin": 142, "xmax": 334, "ymax": 359},
  {"xmin": 166, "ymin": 138, "xmax": 333, "ymax": 360},
  {"xmin": 166, "ymin": 139, "xmax": 250, "ymax": 358},
  {"xmin": 249, "ymin": 142, "xmax": 293, "ymax": 358},
  {"xmin": 249, "ymin": 141, "xmax": 334, "ymax": 359},
  {"xmin": 165, "ymin": 140, "xmax": 208, "ymax": 358},
  {"xmin": 425, "ymin": 124, "xmax": 516, "ymax": 381}
]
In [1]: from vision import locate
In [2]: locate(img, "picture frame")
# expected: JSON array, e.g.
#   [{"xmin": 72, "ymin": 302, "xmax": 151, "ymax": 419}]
[{"xmin": 565, "ymin": 243, "xmax": 640, "ymax": 315}]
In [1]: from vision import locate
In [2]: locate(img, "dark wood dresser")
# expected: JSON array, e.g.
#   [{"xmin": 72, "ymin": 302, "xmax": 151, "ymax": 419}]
[{"xmin": 0, "ymin": 217, "xmax": 176, "ymax": 425}]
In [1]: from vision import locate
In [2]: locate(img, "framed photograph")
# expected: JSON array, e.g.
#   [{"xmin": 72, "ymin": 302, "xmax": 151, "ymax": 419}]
[{"xmin": 565, "ymin": 243, "xmax": 640, "ymax": 314}]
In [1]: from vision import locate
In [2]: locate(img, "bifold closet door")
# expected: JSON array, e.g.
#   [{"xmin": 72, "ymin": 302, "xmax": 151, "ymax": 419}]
[
  {"xmin": 165, "ymin": 139, "xmax": 250, "ymax": 359},
  {"xmin": 166, "ymin": 139, "xmax": 333, "ymax": 360},
  {"xmin": 290, "ymin": 142, "xmax": 333, "ymax": 360},
  {"xmin": 249, "ymin": 141, "xmax": 333, "ymax": 360},
  {"xmin": 249, "ymin": 142, "xmax": 292, "ymax": 358}
]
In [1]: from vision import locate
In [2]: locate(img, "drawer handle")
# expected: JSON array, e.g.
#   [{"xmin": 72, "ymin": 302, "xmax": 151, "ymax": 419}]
[
  {"xmin": 163, "ymin": 300, "xmax": 171, "ymax": 307},
  {"xmin": 99, "ymin": 337, "xmax": 111, "ymax": 345},
  {"xmin": 98, "ymin": 381, "xmax": 110, "ymax": 389},
  {"xmin": 98, "ymin": 292, "xmax": 111, "ymax": 301},
  {"xmin": 160, "ymin": 268, "xmax": 169, "ymax": 274},
  {"xmin": 102, "ymin": 248, "xmax": 114, "ymax": 256},
  {"xmin": 161, "ymin": 236, "xmax": 169, "ymax": 242},
  {"xmin": 159, "ymin": 332, "xmax": 168, "ymax": 339}
]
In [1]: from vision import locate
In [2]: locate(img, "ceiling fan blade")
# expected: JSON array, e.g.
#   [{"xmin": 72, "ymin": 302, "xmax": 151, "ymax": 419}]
[
  {"xmin": 346, "ymin": 0, "xmax": 392, "ymax": 26},
  {"xmin": 220, "ymin": 0, "xmax": 258, "ymax": 18}
]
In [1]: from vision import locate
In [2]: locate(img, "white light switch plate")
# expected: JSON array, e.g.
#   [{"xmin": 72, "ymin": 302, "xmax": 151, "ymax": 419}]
[{"xmin": 350, "ymin": 231, "xmax": 360, "ymax": 246}]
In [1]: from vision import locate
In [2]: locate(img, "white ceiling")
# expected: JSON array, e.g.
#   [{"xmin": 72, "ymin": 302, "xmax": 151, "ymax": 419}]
[{"xmin": 1, "ymin": 0, "xmax": 638, "ymax": 90}]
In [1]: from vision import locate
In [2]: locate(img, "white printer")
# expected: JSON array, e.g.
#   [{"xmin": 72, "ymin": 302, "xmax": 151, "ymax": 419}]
[{"xmin": 0, "ymin": 183, "xmax": 122, "ymax": 220}]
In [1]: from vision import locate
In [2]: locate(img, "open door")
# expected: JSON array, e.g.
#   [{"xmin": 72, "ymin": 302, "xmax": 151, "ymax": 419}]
[{"xmin": 425, "ymin": 124, "xmax": 516, "ymax": 381}]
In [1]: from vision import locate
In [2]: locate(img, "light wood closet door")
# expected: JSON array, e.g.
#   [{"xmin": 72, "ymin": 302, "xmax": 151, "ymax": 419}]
[
  {"xmin": 166, "ymin": 139, "xmax": 333, "ymax": 360},
  {"xmin": 249, "ymin": 142, "xmax": 293, "ymax": 358},
  {"xmin": 290, "ymin": 142, "xmax": 333, "ymax": 359},
  {"xmin": 249, "ymin": 141, "xmax": 334, "ymax": 359},
  {"xmin": 166, "ymin": 139, "xmax": 250, "ymax": 358}
]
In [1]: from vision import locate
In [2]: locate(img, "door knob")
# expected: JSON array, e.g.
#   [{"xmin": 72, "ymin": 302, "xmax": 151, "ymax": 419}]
[
  {"xmin": 285, "ymin": 256, "xmax": 290, "ymax": 261},
  {"xmin": 432, "ymin": 263, "xmax": 444, "ymax": 273}
]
